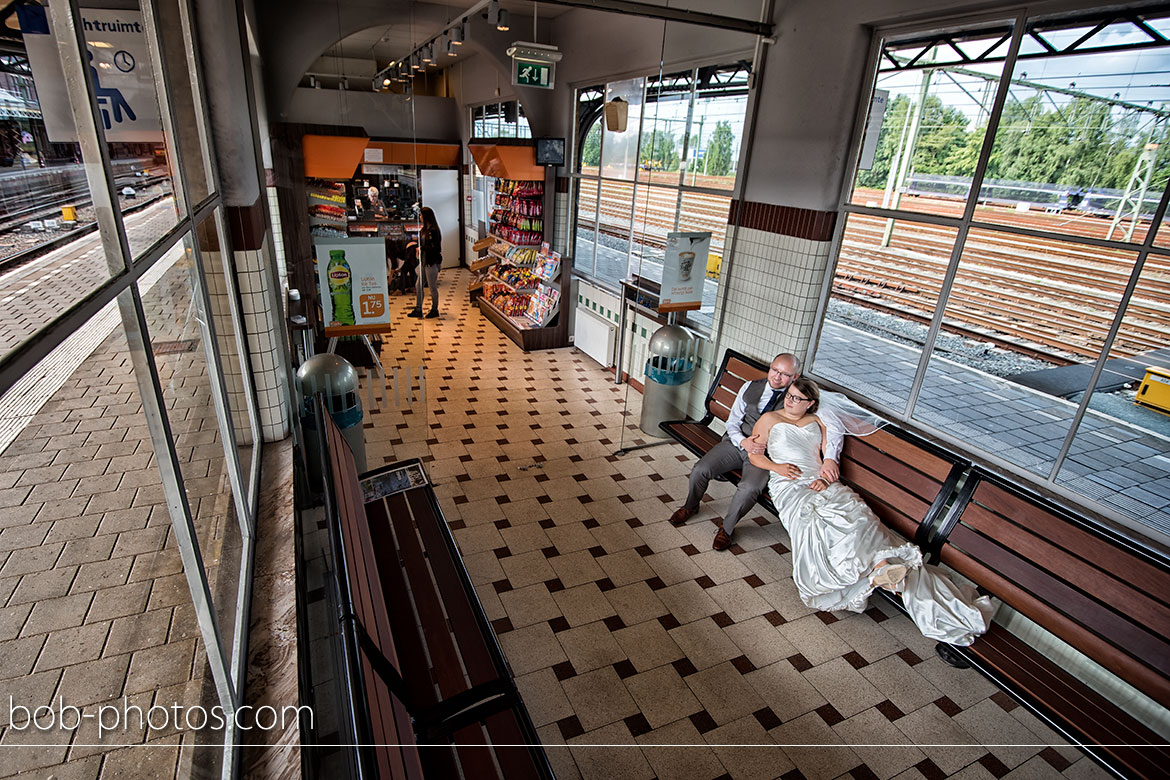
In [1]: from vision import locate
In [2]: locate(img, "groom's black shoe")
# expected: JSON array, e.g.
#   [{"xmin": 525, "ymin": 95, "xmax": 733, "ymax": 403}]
[{"xmin": 669, "ymin": 505, "xmax": 698, "ymax": 526}]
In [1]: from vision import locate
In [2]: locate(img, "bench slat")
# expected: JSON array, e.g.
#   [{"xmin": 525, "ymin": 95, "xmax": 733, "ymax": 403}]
[
  {"xmin": 961, "ymin": 502, "xmax": 1170, "ymax": 640},
  {"xmin": 973, "ymin": 482, "xmax": 1170, "ymax": 605},
  {"xmin": 710, "ymin": 386, "xmax": 739, "ymax": 422},
  {"xmin": 844, "ymin": 436, "xmax": 944, "ymax": 506},
  {"xmin": 486, "ymin": 711, "xmax": 547, "ymax": 780},
  {"xmin": 942, "ymin": 526, "xmax": 1170, "ymax": 709},
  {"xmin": 853, "ymin": 428, "xmax": 956, "ymax": 484},
  {"xmin": 839, "ymin": 459, "xmax": 927, "ymax": 540}
]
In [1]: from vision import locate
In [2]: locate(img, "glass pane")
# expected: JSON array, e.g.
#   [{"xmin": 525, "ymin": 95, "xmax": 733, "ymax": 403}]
[
  {"xmin": 594, "ymin": 178, "xmax": 635, "ymax": 285},
  {"xmin": 639, "ymin": 72, "xmax": 690, "ymax": 187},
  {"xmin": 0, "ymin": 285, "xmax": 221, "ymax": 769},
  {"xmin": 973, "ymin": 49, "xmax": 1170, "ymax": 243},
  {"xmin": 1056, "ymin": 253, "xmax": 1170, "ymax": 534},
  {"xmin": 688, "ymin": 73, "xmax": 749, "ymax": 191},
  {"xmin": 580, "ymin": 118, "xmax": 602, "ymax": 175},
  {"xmin": 574, "ymin": 178, "xmax": 600, "ymax": 277},
  {"xmin": 678, "ymin": 190, "xmax": 731, "ymax": 330},
  {"xmin": 195, "ymin": 212, "xmax": 258, "ymax": 505},
  {"xmin": 152, "ymin": 0, "xmax": 214, "ymax": 206},
  {"xmin": 850, "ymin": 45, "xmax": 1006, "ymax": 214},
  {"xmin": 914, "ymin": 228, "xmax": 1139, "ymax": 477},
  {"xmin": 628, "ymin": 183, "xmax": 674, "ymax": 286},
  {"xmin": 139, "ymin": 236, "xmax": 243, "ymax": 687},
  {"xmin": 813, "ymin": 215, "xmax": 958, "ymax": 411},
  {"xmin": 600, "ymin": 78, "xmax": 643, "ymax": 180}
]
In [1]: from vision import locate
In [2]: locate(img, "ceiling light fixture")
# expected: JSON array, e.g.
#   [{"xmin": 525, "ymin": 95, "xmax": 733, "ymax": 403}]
[
  {"xmin": 487, "ymin": 0, "xmax": 499, "ymax": 27},
  {"xmin": 496, "ymin": 9, "xmax": 510, "ymax": 31},
  {"xmin": 451, "ymin": 22, "xmax": 463, "ymax": 45},
  {"xmin": 383, "ymin": 77, "xmax": 392, "ymax": 86}
]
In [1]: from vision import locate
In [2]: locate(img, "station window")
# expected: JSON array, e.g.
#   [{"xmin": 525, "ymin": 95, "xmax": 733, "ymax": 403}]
[
  {"xmin": 471, "ymin": 100, "xmax": 531, "ymax": 139},
  {"xmin": 571, "ymin": 63, "xmax": 749, "ymax": 333},
  {"xmin": 816, "ymin": 6, "xmax": 1170, "ymax": 538}
]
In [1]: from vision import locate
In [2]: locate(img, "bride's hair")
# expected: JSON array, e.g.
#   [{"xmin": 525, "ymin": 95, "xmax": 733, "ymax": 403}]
[{"xmin": 791, "ymin": 377, "xmax": 820, "ymax": 414}]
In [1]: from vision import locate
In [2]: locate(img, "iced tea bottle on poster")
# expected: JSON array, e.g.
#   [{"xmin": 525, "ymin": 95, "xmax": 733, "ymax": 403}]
[{"xmin": 327, "ymin": 249, "xmax": 355, "ymax": 325}]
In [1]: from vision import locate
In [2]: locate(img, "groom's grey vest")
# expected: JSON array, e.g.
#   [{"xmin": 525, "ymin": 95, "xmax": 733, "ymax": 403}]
[{"xmin": 725, "ymin": 379, "xmax": 783, "ymax": 441}]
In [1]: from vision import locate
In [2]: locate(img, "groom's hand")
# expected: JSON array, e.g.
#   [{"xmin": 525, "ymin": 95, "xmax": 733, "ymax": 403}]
[
  {"xmin": 743, "ymin": 435, "xmax": 767, "ymax": 455},
  {"xmin": 820, "ymin": 459, "xmax": 840, "ymax": 482}
]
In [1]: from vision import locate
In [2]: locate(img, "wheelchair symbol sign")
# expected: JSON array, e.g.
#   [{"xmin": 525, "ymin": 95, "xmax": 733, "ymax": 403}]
[{"xmin": 113, "ymin": 50, "xmax": 135, "ymax": 72}]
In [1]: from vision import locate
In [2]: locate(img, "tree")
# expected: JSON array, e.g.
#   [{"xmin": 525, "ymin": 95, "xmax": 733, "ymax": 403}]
[
  {"xmin": 580, "ymin": 122, "xmax": 601, "ymax": 168},
  {"xmin": 705, "ymin": 121, "xmax": 735, "ymax": 177},
  {"xmin": 639, "ymin": 129, "xmax": 679, "ymax": 171}
]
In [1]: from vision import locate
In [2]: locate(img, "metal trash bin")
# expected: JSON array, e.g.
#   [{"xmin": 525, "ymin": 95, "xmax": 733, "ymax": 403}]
[
  {"xmin": 640, "ymin": 324, "xmax": 698, "ymax": 436},
  {"xmin": 298, "ymin": 353, "xmax": 366, "ymax": 487}
]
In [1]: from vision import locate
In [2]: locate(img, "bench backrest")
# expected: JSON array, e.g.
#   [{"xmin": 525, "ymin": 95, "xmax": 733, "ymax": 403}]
[
  {"xmin": 839, "ymin": 427, "xmax": 966, "ymax": 548},
  {"xmin": 937, "ymin": 471, "xmax": 1170, "ymax": 710},
  {"xmin": 706, "ymin": 350, "xmax": 769, "ymax": 424},
  {"xmin": 324, "ymin": 410, "xmax": 425, "ymax": 780}
]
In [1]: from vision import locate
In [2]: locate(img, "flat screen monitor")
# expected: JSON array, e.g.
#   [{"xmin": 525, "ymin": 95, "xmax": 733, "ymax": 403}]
[{"xmin": 535, "ymin": 137, "xmax": 565, "ymax": 166}]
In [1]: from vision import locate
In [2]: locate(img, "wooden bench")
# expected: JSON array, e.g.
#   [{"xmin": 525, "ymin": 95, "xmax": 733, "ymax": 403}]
[
  {"xmin": 320, "ymin": 402, "xmax": 553, "ymax": 779},
  {"xmin": 933, "ymin": 469, "xmax": 1170, "ymax": 780},
  {"xmin": 659, "ymin": 348, "xmax": 967, "ymax": 548}
]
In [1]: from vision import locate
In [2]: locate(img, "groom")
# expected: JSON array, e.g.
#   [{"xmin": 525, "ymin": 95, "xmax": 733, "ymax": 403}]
[{"xmin": 669, "ymin": 353, "xmax": 841, "ymax": 550}]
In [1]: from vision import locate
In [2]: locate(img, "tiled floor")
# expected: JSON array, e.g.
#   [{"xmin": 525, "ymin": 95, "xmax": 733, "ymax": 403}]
[{"xmin": 357, "ymin": 269, "xmax": 1111, "ymax": 780}]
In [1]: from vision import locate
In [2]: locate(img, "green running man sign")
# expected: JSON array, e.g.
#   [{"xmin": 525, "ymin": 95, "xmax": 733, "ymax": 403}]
[{"xmin": 513, "ymin": 60, "xmax": 553, "ymax": 89}]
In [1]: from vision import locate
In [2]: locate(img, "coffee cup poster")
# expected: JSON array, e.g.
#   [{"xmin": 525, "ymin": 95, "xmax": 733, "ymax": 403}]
[
  {"xmin": 659, "ymin": 231, "xmax": 711, "ymax": 312},
  {"xmin": 313, "ymin": 238, "xmax": 391, "ymax": 335}
]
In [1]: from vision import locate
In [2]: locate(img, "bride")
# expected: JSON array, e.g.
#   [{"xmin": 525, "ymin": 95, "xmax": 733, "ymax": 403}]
[{"xmin": 745, "ymin": 377, "xmax": 994, "ymax": 646}]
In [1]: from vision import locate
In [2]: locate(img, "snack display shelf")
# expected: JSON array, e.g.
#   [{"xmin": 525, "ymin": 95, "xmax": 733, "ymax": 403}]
[
  {"xmin": 488, "ymin": 233, "xmax": 542, "ymax": 249},
  {"xmin": 486, "ymin": 274, "xmax": 538, "ymax": 294}
]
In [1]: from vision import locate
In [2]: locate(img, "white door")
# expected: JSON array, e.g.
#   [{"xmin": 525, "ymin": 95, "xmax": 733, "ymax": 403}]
[{"xmin": 421, "ymin": 169, "xmax": 461, "ymax": 269}]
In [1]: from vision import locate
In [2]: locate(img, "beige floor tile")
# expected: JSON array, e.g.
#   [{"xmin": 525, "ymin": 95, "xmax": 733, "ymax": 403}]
[
  {"xmin": 537, "ymin": 723, "xmax": 583, "ymax": 780},
  {"xmin": 686, "ymin": 660, "xmax": 767, "ymax": 725},
  {"xmin": 499, "ymin": 582, "xmax": 562, "ymax": 628},
  {"xmin": 554, "ymin": 583, "xmax": 617, "ymax": 627},
  {"xmin": 768, "ymin": 710, "xmax": 860, "ymax": 780},
  {"xmin": 953, "ymin": 698, "xmax": 1045, "ymax": 769},
  {"xmin": 558, "ymin": 620, "xmax": 627, "ymax": 673},
  {"xmin": 546, "ymin": 523, "xmax": 599, "ymax": 554},
  {"xmin": 500, "ymin": 550, "xmax": 558, "ymax": 588},
  {"xmin": 562, "ymin": 665, "xmax": 641, "ymax": 732},
  {"xmin": 707, "ymin": 578, "xmax": 772, "ymax": 622},
  {"xmin": 501, "ymin": 497, "xmax": 553, "ymax": 526},
  {"xmin": 569, "ymin": 721, "xmax": 653, "ymax": 780},
  {"xmin": 633, "ymin": 520, "xmax": 690, "ymax": 553},
  {"xmin": 550, "ymin": 549, "xmax": 607, "ymax": 588},
  {"xmin": 591, "ymin": 523, "xmax": 645, "ymax": 557},
  {"xmin": 636, "ymin": 718, "xmax": 728, "ymax": 780},
  {"xmin": 669, "ymin": 617, "xmax": 743, "ymax": 670},
  {"xmin": 779, "ymin": 614, "xmax": 854, "ymax": 666},
  {"xmin": 515, "ymin": 667, "xmax": 575, "ymax": 728},
  {"xmin": 499, "ymin": 523, "xmax": 554, "ymax": 555},
  {"xmin": 733, "ymin": 545, "xmax": 793, "ymax": 583},
  {"xmin": 624, "ymin": 664, "xmax": 703, "ymax": 727},
  {"xmin": 1003, "ymin": 755, "xmax": 1069, "ymax": 780},
  {"xmin": 745, "ymin": 659, "xmax": 828, "ymax": 723},
  {"xmin": 498, "ymin": 621, "xmax": 568, "ymax": 676},
  {"xmin": 834, "ymin": 707, "xmax": 925, "ymax": 779},
  {"xmin": 613, "ymin": 619, "xmax": 684, "ymax": 672},
  {"xmin": 605, "ymin": 581, "xmax": 669, "ymax": 626},
  {"xmin": 913, "ymin": 655, "xmax": 999, "ymax": 710},
  {"xmin": 452, "ymin": 523, "xmax": 505, "ymax": 556},
  {"xmin": 804, "ymin": 657, "xmax": 887, "ymax": 718},
  {"xmin": 893, "ymin": 704, "xmax": 984, "ymax": 774},
  {"xmin": 460, "ymin": 549, "xmax": 506, "ymax": 586},
  {"xmin": 859, "ymin": 655, "xmax": 944, "ymax": 715},
  {"xmin": 723, "ymin": 615, "xmax": 798, "ymax": 668},
  {"xmin": 829, "ymin": 611, "xmax": 906, "ymax": 662},
  {"xmin": 644, "ymin": 547, "xmax": 705, "ymax": 586},
  {"xmin": 597, "ymin": 548, "xmax": 655, "ymax": 586},
  {"xmin": 657, "ymin": 580, "xmax": 720, "ymax": 624},
  {"xmin": 704, "ymin": 716, "xmax": 791, "ymax": 779}
]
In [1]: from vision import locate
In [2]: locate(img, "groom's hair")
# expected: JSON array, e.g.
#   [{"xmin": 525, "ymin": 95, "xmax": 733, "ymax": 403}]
[
  {"xmin": 774, "ymin": 353, "xmax": 802, "ymax": 374},
  {"xmin": 791, "ymin": 376, "xmax": 820, "ymax": 414}
]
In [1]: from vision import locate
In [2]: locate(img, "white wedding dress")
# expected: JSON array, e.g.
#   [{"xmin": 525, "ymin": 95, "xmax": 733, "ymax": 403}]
[{"xmin": 766, "ymin": 421, "xmax": 994, "ymax": 646}]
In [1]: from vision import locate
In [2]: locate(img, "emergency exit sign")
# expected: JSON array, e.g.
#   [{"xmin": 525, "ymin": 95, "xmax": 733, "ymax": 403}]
[{"xmin": 513, "ymin": 59, "xmax": 553, "ymax": 89}]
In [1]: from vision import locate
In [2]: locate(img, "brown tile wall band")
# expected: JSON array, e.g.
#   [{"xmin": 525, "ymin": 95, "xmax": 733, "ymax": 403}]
[
  {"xmin": 556, "ymin": 176, "xmax": 570, "ymax": 194},
  {"xmin": 227, "ymin": 200, "xmax": 266, "ymax": 251},
  {"xmin": 728, "ymin": 199, "xmax": 836, "ymax": 242}
]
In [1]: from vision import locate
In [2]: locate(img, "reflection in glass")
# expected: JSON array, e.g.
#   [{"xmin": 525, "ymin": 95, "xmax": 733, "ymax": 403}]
[
  {"xmin": 138, "ymin": 237, "xmax": 243, "ymax": 699},
  {"xmin": 688, "ymin": 70, "xmax": 749, "ymax": 192},
  {"xmin": 678, "ymin": 191, "xmax": 731, "ymax": 329},
  {"xmin": 850, "ymin": 41, "xmax": 1006, "ymax": 215},
  {"xmin": 1056, "ymin": 254, "xmax": 1170, "ymax": 531},
  {"xmin": 914, "ymin": 229, "xmax": 1139, "ymax": 477},
  {"xmin": 595, "ymin": 178, "xmax": 635, "ymax": 285},
  {"xmin": 600, "ymin": 78, "xmax": 644, "ymax": 180},
  {"xmin": 814, "ymin": 216, "xmax": 957, "ymax": 411},
  {"xmin": 574, "ymin": 178, "xmax": 600, "ymax": 277},
  {"xmin": 639, "ymin": 71, "xmax": 691, "ymax": 188}
]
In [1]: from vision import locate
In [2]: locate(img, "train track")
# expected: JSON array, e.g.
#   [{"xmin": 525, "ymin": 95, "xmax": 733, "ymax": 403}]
[{"xmin": 0, "ymin": 173, "xmax": 170, "ymax": 234}]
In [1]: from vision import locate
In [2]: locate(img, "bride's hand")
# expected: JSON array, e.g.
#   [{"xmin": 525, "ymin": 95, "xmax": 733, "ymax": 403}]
[
  {"xmin": 776, "ymin": 463, "xmax": 802, "ymax": 478},
  {"xmin": 810, "ymin": 477, "xmax": 829, "ymax": 492}
]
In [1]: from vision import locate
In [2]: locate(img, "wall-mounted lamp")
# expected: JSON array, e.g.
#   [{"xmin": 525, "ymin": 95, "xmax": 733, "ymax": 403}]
[
  {"xmin": 604, "ymin": 97, "xmax": 628, "ymax": 132},
  {"xmin": 383, "ymin": 77, "xmax": 392, "ymax": 86}
]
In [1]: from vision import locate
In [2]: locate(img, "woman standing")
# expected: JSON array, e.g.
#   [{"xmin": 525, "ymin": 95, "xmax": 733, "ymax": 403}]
[{"xmin": 408, "ymin": 206, "xmax": 442, "ymax": 318}]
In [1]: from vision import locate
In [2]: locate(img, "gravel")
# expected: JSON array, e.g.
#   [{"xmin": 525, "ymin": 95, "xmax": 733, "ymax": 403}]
[{"xmin": 827, "ymin": 298, "xmax": 1059, "ymax": 377}]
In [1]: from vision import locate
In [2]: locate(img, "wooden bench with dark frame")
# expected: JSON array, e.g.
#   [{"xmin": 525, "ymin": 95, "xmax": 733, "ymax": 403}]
[
  {"xmin": 319, "ymin": 401, "xmax": 554, "ymax": 779},
  {"xmin": 659, "ymin": 348, "xmax": 969, "ymax": 551},
  {"xmin": 930, "ymin": 468, "xmax": 1170, "ymax": 780}
]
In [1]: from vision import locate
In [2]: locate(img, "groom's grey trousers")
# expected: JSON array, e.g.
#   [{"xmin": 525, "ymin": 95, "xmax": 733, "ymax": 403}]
[{"xmin": 682, "ymin": 438, "xmax": 770, "ymax": 535}]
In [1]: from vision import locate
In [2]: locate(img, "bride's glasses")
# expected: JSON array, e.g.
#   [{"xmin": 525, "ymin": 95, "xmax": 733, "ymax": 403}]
[{"xmin": 787, "ymin": 393, "xmax": 812, "ymax": 404}]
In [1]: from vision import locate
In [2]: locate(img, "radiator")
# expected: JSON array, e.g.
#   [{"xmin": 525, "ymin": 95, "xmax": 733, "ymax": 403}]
[{"xmin": 574, "ymin": 306, "xmax": 616, "ymax": 368}]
